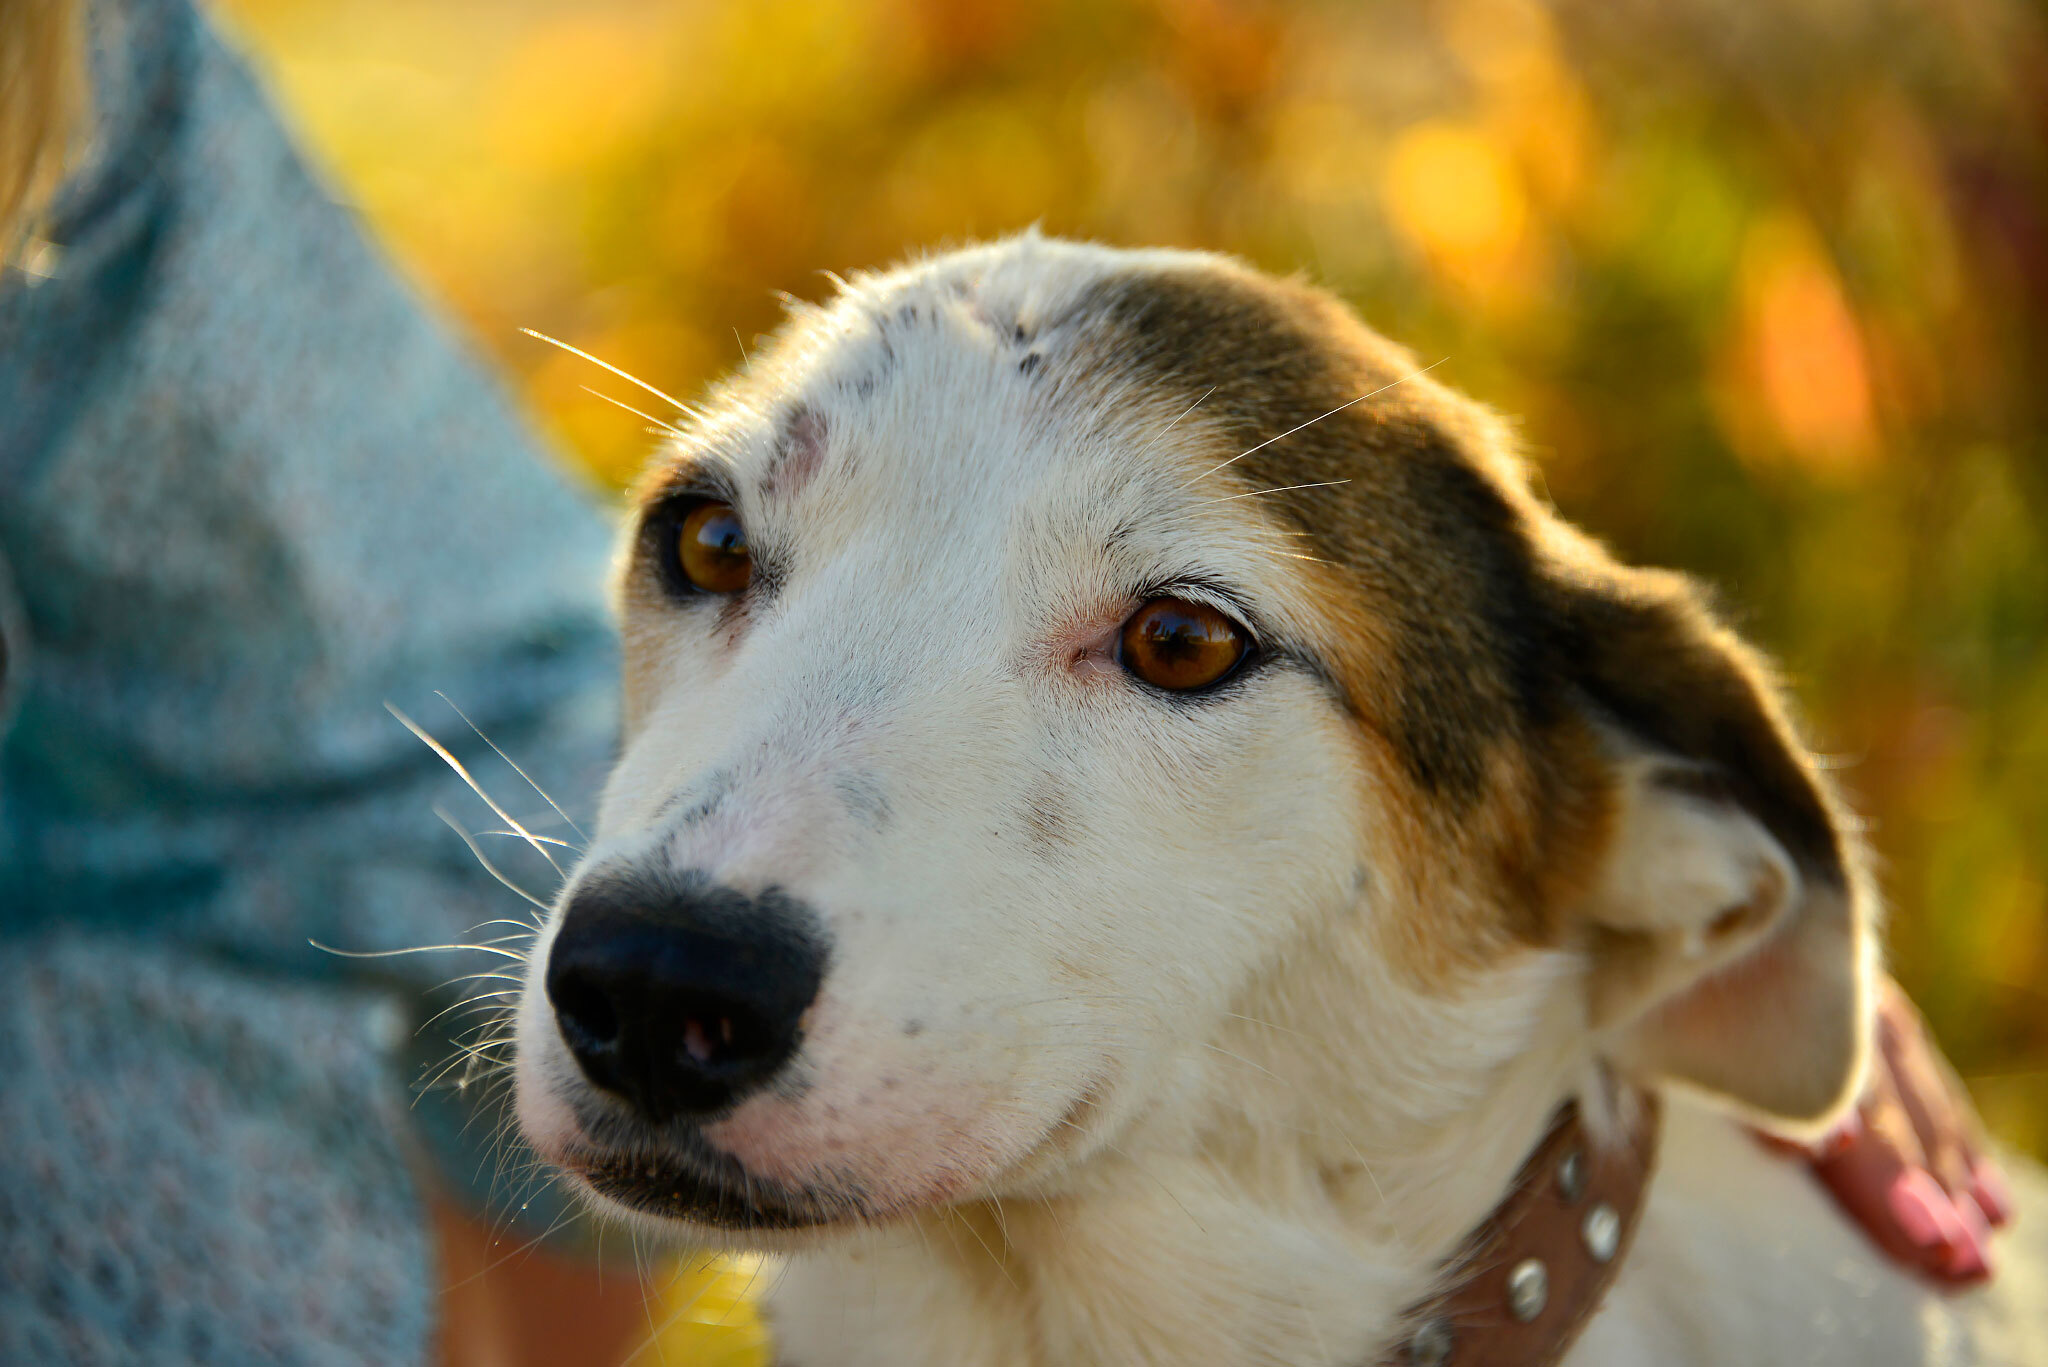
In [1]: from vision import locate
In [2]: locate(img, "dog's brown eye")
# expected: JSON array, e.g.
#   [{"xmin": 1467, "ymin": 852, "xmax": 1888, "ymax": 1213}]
[
  {"xmin": 1118, "ymin": 598, "xmax": 1248, "ymax": 692},
  {"xmin": 675, "ymin": 502, "xmax": 752, "ymax": 594}
]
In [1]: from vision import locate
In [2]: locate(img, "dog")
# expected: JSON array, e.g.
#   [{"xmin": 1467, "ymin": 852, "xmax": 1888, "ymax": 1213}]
[{"xmin": 512, "ymin": 233, "xmax": 2046, "ymax": 1365}]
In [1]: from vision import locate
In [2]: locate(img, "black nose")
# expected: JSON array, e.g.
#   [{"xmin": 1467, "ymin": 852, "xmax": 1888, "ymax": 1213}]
[{"xmin": 545, "ymin": 871, "xmax": 828, "ymax": 1124}]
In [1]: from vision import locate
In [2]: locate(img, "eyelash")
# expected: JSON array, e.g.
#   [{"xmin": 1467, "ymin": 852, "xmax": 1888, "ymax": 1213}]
[{"xmin": 1137, "ymin": 583, "xmax": 1266, "ymax": 647}]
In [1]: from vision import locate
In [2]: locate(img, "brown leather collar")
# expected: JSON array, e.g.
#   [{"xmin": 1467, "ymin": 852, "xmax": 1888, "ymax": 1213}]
[{"xmin": 1379, "ymin": 1085, "xmax": 1663, "ymax": 1367}]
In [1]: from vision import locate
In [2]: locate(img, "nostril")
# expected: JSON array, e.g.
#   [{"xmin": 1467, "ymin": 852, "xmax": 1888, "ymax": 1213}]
[
  {"xmin": 675, "ymin": 1001, "xmax": 775, "ymax": 1075},
  {"xmin": 552, "ymin": 970, "xmax": 621, "ymax": 1056},
  {"xmin": 680, "ymin": 1015, "xmax": 724, "ymax": 1067}
]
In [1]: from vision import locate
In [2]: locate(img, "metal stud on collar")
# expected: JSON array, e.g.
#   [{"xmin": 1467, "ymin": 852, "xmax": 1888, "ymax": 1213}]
[
  {"xmin": 1583, "ymin": 1202, "xmax": 1621, "ymax": 1262},
  {"xmin": 1557, "ymin": 1149, "xmax": 1587, "ymax": 1203},
  {"xmin": 1506, "ymin": 1257, "xmax": 1550, "ymax": 1322},
  {"xmin": 1407, "ymin": 1317, "xmax": 1454, "ymax": 1367}
]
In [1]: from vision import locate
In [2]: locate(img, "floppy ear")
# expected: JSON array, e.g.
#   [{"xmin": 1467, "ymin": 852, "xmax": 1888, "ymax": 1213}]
[{"xmin": 1550, "ymin": 561, "xmax": 1875, "ymax": 1126}]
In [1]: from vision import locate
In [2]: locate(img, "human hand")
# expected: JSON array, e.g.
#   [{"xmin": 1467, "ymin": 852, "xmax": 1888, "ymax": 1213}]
[{"xmin": 1759, "ymin": 975, "xmax": 2013, "ymax": 1286}]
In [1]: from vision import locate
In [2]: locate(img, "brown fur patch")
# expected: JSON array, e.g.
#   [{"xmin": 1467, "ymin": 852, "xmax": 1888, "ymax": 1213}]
[
  {"xmin": 1061, "ymin": 258, "xmax": 1854, "ymax": 981},
  {"xmin": 1070, "ymin": 264, "xmax": 1551, "ymax": 806}
]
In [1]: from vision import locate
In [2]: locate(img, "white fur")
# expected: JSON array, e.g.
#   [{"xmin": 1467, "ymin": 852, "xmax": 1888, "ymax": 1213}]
[{"xmin": 513, "ymin": 235, "xmax": 2046, "ymax": 1365}]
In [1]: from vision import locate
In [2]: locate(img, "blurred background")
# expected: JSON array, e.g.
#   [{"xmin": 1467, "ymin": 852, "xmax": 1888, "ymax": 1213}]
[{"xmin": 207, "ymin": 0, "xmax": 2046, "ymax": 1159}]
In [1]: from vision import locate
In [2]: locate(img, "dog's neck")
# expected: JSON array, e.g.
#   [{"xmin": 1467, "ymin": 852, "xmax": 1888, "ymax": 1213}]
[{"xmin": 771, "ymin": 941, "xmax": 1632, "ymax": 1367}]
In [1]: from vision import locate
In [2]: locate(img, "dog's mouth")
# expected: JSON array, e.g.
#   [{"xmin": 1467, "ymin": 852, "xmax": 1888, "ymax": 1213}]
[
  {"xmin": 562, "ymin": 1127, "xmax": 867, "ymax": 1231},
  {"xmin": 518, "ymin": 981, "xmax": 1124, "ymax": 1235},
  {"xmin": 548, "ymin": 1076, "xmax": 1109, "ymax": 1234}
]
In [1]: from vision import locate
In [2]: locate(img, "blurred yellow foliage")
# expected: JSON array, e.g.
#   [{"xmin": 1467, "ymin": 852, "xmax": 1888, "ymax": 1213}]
[
  {"xmin": 215, "ymin": 0, "xmax": 2048, "ymax": 1163},
  {"xmin": 1383, "ymin": 120, "xmax": 1533, "ymax": 305}
]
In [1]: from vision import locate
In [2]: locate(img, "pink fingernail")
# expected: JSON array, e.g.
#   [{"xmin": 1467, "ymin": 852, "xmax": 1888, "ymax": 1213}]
[
  {"xmin": 1886, "ymin": 1170, "xmax": 1957, "ymax": 1252},
  {"xmin": 1943, "ymin": 1194, "xmax": 1993, "ymax": 1281},
  {"xmin": 1972, "ymin": 1161, "xmax": 2015, "ymax": 1228}
]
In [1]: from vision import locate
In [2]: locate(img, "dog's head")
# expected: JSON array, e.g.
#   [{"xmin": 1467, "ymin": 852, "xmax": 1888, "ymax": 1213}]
[{"xmin": 513, "ymin": 235, "xmax": 1872, "ymax": 1238}]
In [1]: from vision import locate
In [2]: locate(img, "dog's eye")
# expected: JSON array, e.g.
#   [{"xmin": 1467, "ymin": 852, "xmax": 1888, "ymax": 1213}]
[
  {"xmin": 674, "ymin": 502, "xmax": 753, "ymax": 594},
  {"xmin": 1118, "ymin": 598, "xmax": 1249, "ymax": 692}
]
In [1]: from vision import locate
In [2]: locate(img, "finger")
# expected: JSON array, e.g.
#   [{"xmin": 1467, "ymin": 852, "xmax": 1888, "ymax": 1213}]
[
  {"xmin": 1870, "ymin": 1166, "xmax": 1991, "ymax": 1286},
  {"xmin": 1942, "ymin": 1190, "xmax": 1994, "ymax": 1282},
  {"xmin": 1908, "ymin": 1030, "xmax": 2013, "ymax": 1228},
  {"xmin": 1881, "ymin": 996, "xmax": 1983, "ymax": 1200},
  {"xmin": 1971, "ymin": 1159, "xmax": 2017, "ymax": 1230},
  {"xmin": 1808, "ymin": 1120, "xmax": 1941, "ymax": 1270},
  {"xmin": 1808, "ymin": 1114, "xmax": 2001, "ymax": 1285},
  {"xmin": 1858, "ymin": 1077, "xmax": 1930, "ymax": 1177}
]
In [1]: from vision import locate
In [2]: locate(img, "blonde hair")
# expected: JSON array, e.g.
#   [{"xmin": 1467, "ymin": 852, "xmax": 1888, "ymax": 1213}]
[{"xmin": 1, "ymin": 0, "xmax": 90, "ymax": 257}]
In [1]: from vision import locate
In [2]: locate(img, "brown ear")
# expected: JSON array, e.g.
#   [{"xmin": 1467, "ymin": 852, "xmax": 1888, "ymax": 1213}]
[{"xmin": 1547, "ymin": 555, "xmax": 1875, "ymax": 1126}]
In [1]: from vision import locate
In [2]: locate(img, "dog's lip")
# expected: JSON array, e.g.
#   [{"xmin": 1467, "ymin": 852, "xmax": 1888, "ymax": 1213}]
[
  {"xmin": 557, "ymin": 1132, "xmax": 861, "ymax": 1231},
  {"xmin": 541, "ymin": 1069, "xmax": 1117, "ymax": 1230}
]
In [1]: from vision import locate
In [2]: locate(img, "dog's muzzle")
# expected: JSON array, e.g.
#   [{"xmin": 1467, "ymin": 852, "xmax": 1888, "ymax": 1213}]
[{"xmin": 544, "ymin": 869, "xmax": 828, "ymax": 1125}]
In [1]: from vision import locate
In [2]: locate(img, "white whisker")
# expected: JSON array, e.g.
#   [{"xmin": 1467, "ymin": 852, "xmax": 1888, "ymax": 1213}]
[
  {"xmin": 473, "ymin": 830, "xmax": 580, "ymax": 851},
  {"xmin": 309, "ymin": 939, "xmax": 526, "ymax": 961},
  {"xmin": 1135, "ymin": 384, "xmax": 1216, "ymax": 458},
  {"xmin": 1196, "ymin": 478, "xmax": 1351, "ymax": 507},
  {"xmin": 464, "ymin": 918, "xmax": 547, "ymax": 936},
  {"xmin": 519, "ymin": 327, "xmax": 689, "ymax": 412},
  {"xmin": 418, "ymin": 988, "xmax": 524, "ymax": 1036},
  {"xmin": 580, "ymin": 385, "xmax": 680, "ymax": 437},
  {"xmin": 387, "ymin": 701, "xmax": 564, "ymax": 876},
  {"xmin": 434, "ymin": 691, "xmax": 590, "ymax": 845},
  {"xmin": 1182, "ymin": 358, "xmax": 1445, "ymax": 487},
  {"xmin": 435, "ymin": 806, "xmax": 554, "ymax": 912}
]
